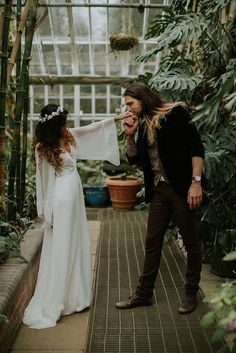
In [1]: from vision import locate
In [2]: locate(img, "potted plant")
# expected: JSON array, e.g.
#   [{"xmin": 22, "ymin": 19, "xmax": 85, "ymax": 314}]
[
  {"xmin": 106, "ymin": 173, "xmax": 142, "ymax": 210},
  {"xmin": 110, "ymin": 33, "xmax": 138, "ymax": 51},
  {"xmin": 83, "ymin": 175, "xmax": 110, "ymax": 208},
  {"xmin": 105, "ymin": 127, "xmax": 143, "ymax": 210},
  {"xmin": 77, "ymin": 160, "xmax": 110, "ymax": 208}
]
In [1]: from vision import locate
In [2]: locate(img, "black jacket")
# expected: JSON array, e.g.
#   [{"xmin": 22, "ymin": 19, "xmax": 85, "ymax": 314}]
[{"xmin": 127, "ymin": 106, "xmax": 205, "ymax": 202}]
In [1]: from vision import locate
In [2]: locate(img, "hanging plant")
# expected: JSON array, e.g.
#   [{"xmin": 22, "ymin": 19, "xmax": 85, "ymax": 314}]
[
  {"xmin": 110, "ymin": 1, "xmax": 139, "ymax": 51},
  {"xmin": 110, "ymin": 33, "xmax": 139, "ymax": 51}
]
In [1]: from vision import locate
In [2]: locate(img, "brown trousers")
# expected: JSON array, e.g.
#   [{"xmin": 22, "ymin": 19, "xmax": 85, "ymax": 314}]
[{"xmin": 136, "ymin": 182, "xmax": 202, "ymax": 298}]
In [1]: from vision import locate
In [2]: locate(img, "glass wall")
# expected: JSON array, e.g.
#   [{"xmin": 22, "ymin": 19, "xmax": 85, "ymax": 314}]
[{"xmin": 29, "ymin": 83, "xmax": 123, "ymax": 135}]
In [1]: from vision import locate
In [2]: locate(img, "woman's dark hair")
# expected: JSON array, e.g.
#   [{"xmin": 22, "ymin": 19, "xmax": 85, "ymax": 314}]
[
  {"xmin": 33, "ymin": 104, "xmax": 72, "ymax": 171},
  {"xmin": 123, "ymin": 82, "xmax": 166, "ymax": 117}
]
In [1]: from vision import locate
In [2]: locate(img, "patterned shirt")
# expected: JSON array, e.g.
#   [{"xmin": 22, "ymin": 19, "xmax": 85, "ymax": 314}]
[
  {"xmin": 147, "ymin": 141, "xmax": 169, "ymax": 186},
  {"xmin": 126, "ymin": 135, "xmax": 169, "ymax": 185}
]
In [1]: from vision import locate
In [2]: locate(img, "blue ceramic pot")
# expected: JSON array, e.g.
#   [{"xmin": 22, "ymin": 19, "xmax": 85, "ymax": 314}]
[{"xmin": 84, "ymin": 185, "xmax": 110, "ymax": 208}]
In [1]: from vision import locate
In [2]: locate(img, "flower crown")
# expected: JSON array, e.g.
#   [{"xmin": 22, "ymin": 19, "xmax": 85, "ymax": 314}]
[{"xmin": 39, "ymin": 106, "xmax": 64, "ymax": 123}]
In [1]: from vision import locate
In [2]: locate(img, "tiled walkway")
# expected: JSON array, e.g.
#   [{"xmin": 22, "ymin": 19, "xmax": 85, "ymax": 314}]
[
  {"xmin": 11, "ymin": 208, "xmax": 223, "ymax": 353},
  {"xmin": 86, "ymin": 209, "xmax": 222, "ymax": 353}
]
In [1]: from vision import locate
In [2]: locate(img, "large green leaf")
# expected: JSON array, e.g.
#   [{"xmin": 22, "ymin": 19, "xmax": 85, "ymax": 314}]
[
  {"xmin": 144, "ymin": 7, "xmax": 179, "ymax": 40},
  {"xmin": 202, "ymin": 0, "xmax": 233, "ymax": 15},
  {"xmin": 193, "ymin": 60, "xmax": 236, "ymax": 129},
  {"xmin": 149, "ymin": 67, "xmax": 202, "ymax": 95},
  {"xmin": 201, "ymin": 311, "xmax": 216, "ymax": 328},
  {"xmin": 137, "ymin": 13, "xmax": 209, "ymax": 62},
  {"xmin": 223, "ymin": 251, "xmax": 236, "ymax": 261},
  {"xmin": 203, "ymin": 125, "xmax": 236, "ymax": 185}
]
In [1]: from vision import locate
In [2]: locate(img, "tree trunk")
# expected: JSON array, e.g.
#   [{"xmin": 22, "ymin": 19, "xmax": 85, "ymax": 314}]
[
  {"xmin": 20, "ymin": 74, "xmax": 29, "ymax": 214},
  {"xmin": 15, "ymin": 0, "xmax": 22, "ymax": 214},
  {"xmin": 7, "ymin": 0, "xmax": 30, "ymax": 84},
  {"xmin": 0, "ymin": 9, "xmax": 4, "ymax": 47},
  {"xmin": 7, "ymin": 0, "xmax": 38, "ymax": 220},
  {"xmin": 0, "ymin": 1, "xmax": 13, "ymax": 216}
]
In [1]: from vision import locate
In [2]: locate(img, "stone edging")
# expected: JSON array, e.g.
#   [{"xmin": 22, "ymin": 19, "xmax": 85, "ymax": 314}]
[{"xmin": 0, "ymin": 221, "xmax": 43, "ymax": 353}]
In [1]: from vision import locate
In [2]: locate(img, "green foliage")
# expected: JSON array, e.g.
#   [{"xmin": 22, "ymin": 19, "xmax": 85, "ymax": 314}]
[
  {"xmin": 0, "ymin": 313, "xmax": 9, "ymax": 325},
  {"xmin": 0, "ymin": 216, "xmax": 31, "ymax": 264},
  {"xmin": 193, "ymin": 60, "xmax": 236, "ymax": 130},
  {"xmin": 77, "ymin": 160, "xmax": 107, "ymax": 186},
  {"xmin": 201, "ymin": 279, "xmax": 236, "ymax": 352},
  {"xmin": 224, "ymin": 251, "xmax": 236, "ymax": 262},
  {"xmin": 202, "ymin": 123, "xmax": 236, "ymax": 184},
  {"xmin": 137, "ymin": 10, "xmax": 209, "ymax": 62},
  {"xmin": 150, "ymin": 67, "xmax": 202, "ymax": 100},
  {"xmin": 202, "ymin": 0, "xmax": 233, "ymax": 14}
]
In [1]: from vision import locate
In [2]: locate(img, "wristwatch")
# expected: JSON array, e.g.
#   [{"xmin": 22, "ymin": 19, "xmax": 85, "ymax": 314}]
[{"xmin": 192, "ymin": 176, "xmax": 201, "ymax": 182}]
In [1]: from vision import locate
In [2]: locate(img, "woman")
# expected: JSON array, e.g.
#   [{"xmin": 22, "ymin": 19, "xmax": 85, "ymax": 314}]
[{"xmin": 23, "ymin": 103, "xmax": 132, "ymax": 329}]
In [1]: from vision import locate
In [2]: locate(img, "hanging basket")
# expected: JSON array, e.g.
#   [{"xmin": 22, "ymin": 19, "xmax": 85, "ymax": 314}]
[{"xmin": 110, "ymin": 33, "xmax": 139, "ymax": 51}]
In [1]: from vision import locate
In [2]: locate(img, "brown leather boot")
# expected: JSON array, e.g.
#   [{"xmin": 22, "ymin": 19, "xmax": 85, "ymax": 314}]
[
  {"xmin": 116, "ymin": 293, "xmax": 153, "ymax": 310},
  {"xmin": 178, "ymin": 295, "xmax": 197, "ymax": 314}
]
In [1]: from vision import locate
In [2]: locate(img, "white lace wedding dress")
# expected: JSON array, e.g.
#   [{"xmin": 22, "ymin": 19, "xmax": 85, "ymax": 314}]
[{"xmin": 23, "ymin": 118, "xmax": 119, "ymax": 329}]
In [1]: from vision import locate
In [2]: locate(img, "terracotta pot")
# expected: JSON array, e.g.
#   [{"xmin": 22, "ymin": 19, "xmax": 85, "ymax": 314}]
[{"xmin": 106, "ymin": 176, "xmax": 142, "ymax": 210}]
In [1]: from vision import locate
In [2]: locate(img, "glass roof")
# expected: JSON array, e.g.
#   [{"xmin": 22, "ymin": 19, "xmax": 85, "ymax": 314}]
[{"xmin": 30, "ymin": 0, "xmax": 170, "ymax": 80}]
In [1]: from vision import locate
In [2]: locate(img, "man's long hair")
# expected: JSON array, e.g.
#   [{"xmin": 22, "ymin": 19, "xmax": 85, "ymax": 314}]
[
  {"xmin": 124, "ymin": 82, "xmax": 183, "ymax": 144},
  {"xmin": 33, "ymin": 104, "xmax": 73, "ymax": 171}
]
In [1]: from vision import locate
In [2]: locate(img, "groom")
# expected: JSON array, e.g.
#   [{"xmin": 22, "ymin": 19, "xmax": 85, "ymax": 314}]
[{"xmin": 115, "ymin": 82, "xmax": 204, "ymax": 314}]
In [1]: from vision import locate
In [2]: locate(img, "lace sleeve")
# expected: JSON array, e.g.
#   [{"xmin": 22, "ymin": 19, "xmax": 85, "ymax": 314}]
[
  {"xmin": 35, "ymin": 146, "xmax": 56, "ymax": 229},
  {"xmin": 70, "ymin": 118, "xmax": 120, "ymax": 165}
]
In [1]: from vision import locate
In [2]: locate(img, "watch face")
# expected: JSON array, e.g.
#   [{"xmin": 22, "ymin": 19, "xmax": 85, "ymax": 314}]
[{"xmin": 193, "ymin": 176, "xmax": 201, "ymax": 182}]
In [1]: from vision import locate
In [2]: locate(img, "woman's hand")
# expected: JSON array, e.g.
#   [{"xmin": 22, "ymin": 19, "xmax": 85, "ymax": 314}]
[{"xmin": 114, "ymin": 111, "xmax": 134, "ymax": 122}]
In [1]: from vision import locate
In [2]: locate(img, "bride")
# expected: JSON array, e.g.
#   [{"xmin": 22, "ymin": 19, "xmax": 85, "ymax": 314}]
[{"xmin": 23, "ymin": 103, "xmax": 134, "ymax": 329}]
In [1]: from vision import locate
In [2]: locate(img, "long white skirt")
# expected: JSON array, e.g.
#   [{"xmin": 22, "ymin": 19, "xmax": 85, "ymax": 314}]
[{"xmin": 23, "ymin": 170, "xmax": 91, "ymax": 329}]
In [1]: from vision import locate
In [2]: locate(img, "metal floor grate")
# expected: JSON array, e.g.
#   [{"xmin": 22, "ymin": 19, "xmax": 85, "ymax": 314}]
[
  {"xmin": 85, "ymin": 209, "xmax": 221, "ymax": 353},
  {"xmin": 86, "ymin": 208, "xmax": 100, "ymax": 220}
]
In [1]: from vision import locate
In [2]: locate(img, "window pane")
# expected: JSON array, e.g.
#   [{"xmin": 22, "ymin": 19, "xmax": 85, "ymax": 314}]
[
  {"xmin": 63, "ymin": 85, "xmax": 74, "ymax": 96},
  {"xmin": 48, "ymin": 85, "xmax": 60, "ymax": 96},
  {"xmin": 48, "ymin": 98, "xmax": 60, "ymax": 107},
  {"xmin": 110, "ymin": 86, "xmax": 121, "ymax": 96},
  {"xmin": 110, "ymin": 98, "xmax": 121, "ymax": 114},
  {"xmin": 95, "ymin": 85, "xmax": 107, "ymax": 96},
  {"xmin": 30, "ymin": 65, "xmax": 42, "ymax": 75},
  {"xmin": 95, "ymin": 99, "xmax": 107, "ymax": 113},
  {"xmin": 63, "ymin": 99, "xmax": 74, "ymax": 113},
  {"xmin": 81, "ymin": 99, "xmax": 92, "ymax": 114},
  {"xmin": 78, "ymin": 45, "xmax": 90, "ymax": 75},
  {"xmin": 80, "ymin": 85, "xmax": 92, "ymax": 96},
  {"xmin": 34, "ymin": 98, "xmax": 45, "ymax": 114},
  {"xmin": 73, "ymin": 7, "xmax": 89, "ymax": 40},
  {"xmin": 91, "ymin": 8, "xmax": 106, "ymax": 40},
  {"xmin": 61, "ymin": 65, "xmax": 72, "ymax": 75},
  {"xmin": 33, "ymin": 86, "xmax": 45, "ymax": 96},
  {"xmin": 80, "ymin": 120, "xmax": 93, "ymax": 127}
]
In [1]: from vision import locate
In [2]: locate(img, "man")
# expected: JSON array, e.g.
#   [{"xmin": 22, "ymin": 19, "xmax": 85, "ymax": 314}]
[{"xmin": 116, "ymin": 82, "xmax": 204, "ymax": 314}]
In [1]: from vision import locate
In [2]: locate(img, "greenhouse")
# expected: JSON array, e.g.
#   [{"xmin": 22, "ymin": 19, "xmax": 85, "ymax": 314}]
[{"xmin": 0, "ymin": 1, "xmax": 235, "ymax": 353}]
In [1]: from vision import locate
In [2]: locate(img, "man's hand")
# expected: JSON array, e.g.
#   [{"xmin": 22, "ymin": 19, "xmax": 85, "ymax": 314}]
[
  {"xmin": 123, "ymin": 112, "xmax": 139, "ymax": 135},
  {"xmin": 187, "ymin": 182, "xmax": 202, "ymax": 209}
]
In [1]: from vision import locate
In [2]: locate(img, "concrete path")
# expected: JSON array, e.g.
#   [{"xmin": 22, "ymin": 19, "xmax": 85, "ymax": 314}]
[{"xmin": 11, "ymin": 220, "xmax": 101, "ymax": 353}]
